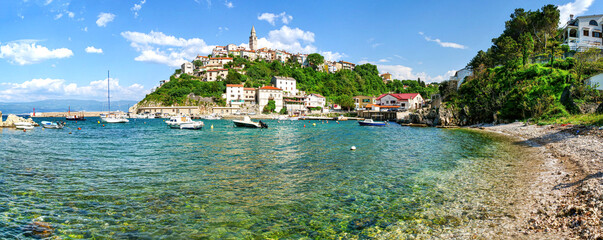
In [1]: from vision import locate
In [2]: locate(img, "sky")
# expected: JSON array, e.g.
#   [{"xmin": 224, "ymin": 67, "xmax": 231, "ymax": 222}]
[{"xmin": 0, "ymin": 0, "xmax": 601, "ymax": 102}]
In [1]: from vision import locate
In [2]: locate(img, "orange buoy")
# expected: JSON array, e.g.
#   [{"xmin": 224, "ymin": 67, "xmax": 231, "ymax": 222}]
[
  {"xmin": 23, "ymin": 129, "xmax": 26, "ymax": 132},
  {"xmin": 77, "ymin": 127, "xmax": 81, "ymax": 130},
  {"xmin": 102, "ymin": 125, "xmax": 105, "ymax": 127},
  {"xmin": 304, "ymin": 124, "xmax": 306, "ymax": 128}
]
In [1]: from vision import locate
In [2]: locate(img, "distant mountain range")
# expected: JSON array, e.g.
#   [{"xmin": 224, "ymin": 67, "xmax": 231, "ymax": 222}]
[{"xmin": 0, "ymin": 99, "xmax": 139, "ymax": 114}]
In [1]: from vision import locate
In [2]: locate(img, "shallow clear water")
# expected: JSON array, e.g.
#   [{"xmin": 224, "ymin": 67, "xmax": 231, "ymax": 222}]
[{"xmin": 0, "ymin": 117, "xmax": 527, "ymax": 239}]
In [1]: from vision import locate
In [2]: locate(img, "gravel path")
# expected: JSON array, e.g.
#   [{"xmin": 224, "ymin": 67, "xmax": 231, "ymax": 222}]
[{"xmin": 478, "ymin": 122, "xmax": 603, "ymax": 239}]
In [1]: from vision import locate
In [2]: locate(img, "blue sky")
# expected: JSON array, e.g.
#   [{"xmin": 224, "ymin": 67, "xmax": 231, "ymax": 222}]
[{"xmin": 0, "ymin": 0, "xmax": 600, "ymax": 102}]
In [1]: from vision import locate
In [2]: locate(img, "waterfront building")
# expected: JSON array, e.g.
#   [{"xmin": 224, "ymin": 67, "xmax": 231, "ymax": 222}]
[
  {"xmin": 249, "ymin": 26, "xmax": 258, "ymax": 51},
  {"xmin": 204, "ymin": 69, "xmax": 228, "ymax": 81},
  {"xmin": 305, "ymin": 93, "xmax": 326, "ymax": 109},
  {"xmin": 376, "ymin": 93, "xmax": 424, "ymax": 110},
  {"xmin": 562, "ymin": 14, "xmax": 603, "ymax": 52},
  {"xmin": 257, "ymin": 86, "xmax": 283, "ymax": 112},
  {"xmin": 257, "ymin": 50, "xmax": 272, "ymax": 61},
  {"xmin": 284, "ymin": 96, "xmax": 307, "ymax": 115},
  {"xmin": 353, "ymin": 96, "xmax": 377, "ymax": 109},
  {"xmin": 271, "ymin": 76, "xmax": 298, "ymax": 96},
  {"xmin": 243, "ymin": 87, "xmax": 257, "ymax": 104},
  {"xmin": 226, "ymin": 84, "xmax": 245, "ymax": 106},
  {"xmin": 181, "ymin": 62, "xmax": 194, "ymax": 75}
]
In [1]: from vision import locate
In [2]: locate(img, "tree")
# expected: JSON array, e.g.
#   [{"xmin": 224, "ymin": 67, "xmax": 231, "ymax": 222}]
[
  {"xmin": 225, "ymin": 69, "xmax": 242, "ymax": 84},
  {"xmin": 518, "ymin": 32, "xmax": 534, "ymax": 66},
  {"xmin": 307, "ymin": 53, "xmax": 324, "ymax": 69},
  {"xmin": 336, "ymin": 94, "xmax": 355, "ymax": 111},
  {"xmin": 193, "ymin": 60, "xmax": 203, "ymax": 67},
  {"xmin": 262, "ymin": 100, "xmax": 276, "ymax": 113},
  {"xmin": 279, "ymin": 106, "xmax": 288, "ymax": 115}
]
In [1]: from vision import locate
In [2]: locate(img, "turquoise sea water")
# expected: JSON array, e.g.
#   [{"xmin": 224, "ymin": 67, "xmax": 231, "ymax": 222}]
[{"xmin": 0, "ymin": 117, "xmax": 528, "ymax": 239}]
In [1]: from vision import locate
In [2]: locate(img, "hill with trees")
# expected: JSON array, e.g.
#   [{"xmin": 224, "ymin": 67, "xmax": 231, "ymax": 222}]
[
  {"xmin": 441, "ymin": 4, "xmax": 602, "ymax": 125},
  {"xmin": 139, "ymin": 55, "xmax": 438, "ymax": 109}
]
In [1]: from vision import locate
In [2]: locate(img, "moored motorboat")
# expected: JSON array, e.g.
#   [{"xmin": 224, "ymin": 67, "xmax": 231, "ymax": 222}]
[
  {"xmin": 41, "ymin": 121, "xmax": 65, "ymax": 129},
  {"xmin": 233, "ymin": 116, "xmax": 268, "ymax": 128},
  {"xmin": 14, "ymin": 122, "xmax": 35, "ymax": 130},
  {"xmin": 166, "ymin": 116, "xmax": 204, "ymax": 129},
  {"xmin": 101, "ymin": 114, "xmax": 129, "ymax": 123},
  {"xmin": 358, "ymin": 119, "xmax": 387, "ymax": 126}
]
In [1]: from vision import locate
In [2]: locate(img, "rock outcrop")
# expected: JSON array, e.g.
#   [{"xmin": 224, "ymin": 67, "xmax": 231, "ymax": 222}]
[
  {"xmin": 0, "ymin": 114, "xmax": 37, "ymax": 128},
  {"xmin": 406, "ymin": 105, "xmax": 468, "ymax": 127}
]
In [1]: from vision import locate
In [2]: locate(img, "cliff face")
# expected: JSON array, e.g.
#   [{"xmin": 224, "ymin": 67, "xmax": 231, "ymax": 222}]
[{"xmin": 407, "ymin": 105, "xmax": 469, "ymax": 127}]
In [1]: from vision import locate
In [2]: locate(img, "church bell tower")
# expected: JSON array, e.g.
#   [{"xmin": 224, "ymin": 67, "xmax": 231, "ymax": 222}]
[{"xmin": 249, "ymin": 26, "xmax": 258, "ymax": 51}]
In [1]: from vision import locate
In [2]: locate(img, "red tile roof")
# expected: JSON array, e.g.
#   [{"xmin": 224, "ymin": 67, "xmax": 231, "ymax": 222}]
[
  {"xmin": 226, "ymin": 84, "xmax": 244, "ymax": 87},
  {"xmin": 376, "ymin": 93, "xmax": 419, "ymax": 100},
  {"xmin": 244, "ymin": 88, "xmax": 256, "ymax": 90},
  {"xmin": 259, "ymin": 86, "xmax": 282, "ymax": 90},
  {"xmin": 309, "ymin": 93, "xmax": 325, "ymax": 98},
  {"xmin": 210, "ymin": 57, "xmax": 233, "ymax": 60}
]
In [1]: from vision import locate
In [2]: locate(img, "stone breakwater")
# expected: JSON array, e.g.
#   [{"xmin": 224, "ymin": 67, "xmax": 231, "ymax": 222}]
[
  {"xmin": 478, "ymin": 122, "xmax": 603, "ymax": 239},
  {"xmin": 0, "ymin": 112, "xmax": 38, "ymax": 128}
]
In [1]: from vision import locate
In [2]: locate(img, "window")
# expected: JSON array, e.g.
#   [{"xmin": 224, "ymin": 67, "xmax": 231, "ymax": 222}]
[
  {"xmin": 589, "ymin": 20, "xmax": 598, "ymax": 26},
  {"xmin": 594, "ymin": 32, "xmax": 602, "ymax": 38},
  {"xmin": 584, "ymin": 30, "xmax": 590, "ymax": 36}
]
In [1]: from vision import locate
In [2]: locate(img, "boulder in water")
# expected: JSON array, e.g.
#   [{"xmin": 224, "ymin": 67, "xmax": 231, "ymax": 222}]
[{"xmin": 0, "ymin": 114, "xmax": 37, "ymax": 128}]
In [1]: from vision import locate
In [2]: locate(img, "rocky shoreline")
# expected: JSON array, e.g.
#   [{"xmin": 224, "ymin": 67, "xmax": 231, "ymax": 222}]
[{"xmin": 476, "ymin": 122, "xmax": 602, "ymax": 239}]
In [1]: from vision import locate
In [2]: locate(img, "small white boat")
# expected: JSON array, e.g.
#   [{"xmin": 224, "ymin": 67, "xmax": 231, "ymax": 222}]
[
  {"xmin": 202, "ymin": 114, "xmax": 222, "ymax": 120},
  {"xmin": 166, "ymin": 116, "xmax": 204, "ymax": 130},
  {"xmin": 358, "ymin": 119, "xmax": 387, "ymax": 126},
  {"xmin": 14, "ymin": 122, "xmax": 35, "ymax": 130},
  {"xmin": 41, "ymin": 121, "xmax": 64, "ymax": 129},
  {"xmin": 101, "ymin": 114, "xmax": 130, "ymax": 123},
  {"xmin": 233, "ymin": 116, "xmax": 268, "ymax": 128}
]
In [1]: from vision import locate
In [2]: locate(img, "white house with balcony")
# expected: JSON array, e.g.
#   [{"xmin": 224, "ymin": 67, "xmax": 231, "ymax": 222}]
[
  {"xmin": 562, "ymin": 14, "xmax": 603, "ymax": 52},
  {"xmin": 450, "ymin": 67, "xmax": 473, "ymax": 88},
  {"xmin": 257, "ymin": 86, "xmax": 283, "ymax": 112},
  {"xmin": 271, "ymin": 76, "xmax": 298, "ymax": 96},
  {"xmin": 305, "ymin": 93, "xmax": 326, "ymax": 108},
  {"xmin": 225, "ymin": 84, "xmax": 245, "ymax": 106},
  {"xmin": 376, "ymin": 93, "xmax": 424, "ymax": 110}
]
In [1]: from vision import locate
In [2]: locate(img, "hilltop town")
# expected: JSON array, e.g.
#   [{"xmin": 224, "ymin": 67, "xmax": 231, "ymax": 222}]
[{"xmin": 131, "ymin": 26, "xmax": 434, "ymax": 118}]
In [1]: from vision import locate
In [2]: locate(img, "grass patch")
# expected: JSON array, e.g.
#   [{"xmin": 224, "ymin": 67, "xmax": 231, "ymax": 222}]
[{"xmin": 537, "ymin": 113, "xmax": 603, "ymax": 126}]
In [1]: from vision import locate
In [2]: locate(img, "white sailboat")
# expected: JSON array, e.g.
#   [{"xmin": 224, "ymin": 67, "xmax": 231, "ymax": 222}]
[{"xmin": 100, "ymin": 70, "xmax": 129, "ymax": 123}]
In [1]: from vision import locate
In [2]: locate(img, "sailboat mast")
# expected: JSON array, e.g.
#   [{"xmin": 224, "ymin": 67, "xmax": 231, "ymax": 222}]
[{"xmin": 107, "ymin": 70, "xmax": 110, "ymax": 114}]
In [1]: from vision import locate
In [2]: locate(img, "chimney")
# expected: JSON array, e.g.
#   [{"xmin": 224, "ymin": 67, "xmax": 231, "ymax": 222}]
[{"xmin": 570, "ymin": 14, "xmax": 574, "ymax": 20}]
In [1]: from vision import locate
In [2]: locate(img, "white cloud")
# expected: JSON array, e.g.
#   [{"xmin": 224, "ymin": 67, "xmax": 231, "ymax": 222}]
[
  {"xmin": 558, "ymin": 0, "xmax": 594, "ymax": 26},
  {"xmin": 0, "ymin": 40, "xmax": 73, "ymax": 65},
  {"xmin": 67, "ymin": 11, "xmax": 74, "ymax": 18},
  {"xmin": 121, "ymin": 31, "xmax": 214, "ymax": 67},
  {"xmin": 224, "ymin": 0, "xmax": 234, "ymax": 8},
  {"xmin": 44, "ymin": 0, "xmax": 52, "ymax": 5},
  {"xmin": 85, "ymin": 46, "xmax": 103, "ymax": 54},
  {"xmin": 82, "ymin": 27, "xmax": 88, "ymax": 32},
  {"xmin": 258, "ymin": 12, "xmax": 293, "ymax": 25},
  {"xmin": 96, "ymin": 12, "xmax": 116, "ymax": 27},
  {"xmin": 320, "ymin": 51, "xmax": 346, "ymax": 61},
  {"xmin": 378, "ymin": 59, "xmax": 389, "ymax": 63},
  {"xmin": 243, "ymin": 26, "xmax": 345, "ymax": 60},
  {"xmin": 54, "ymin": 13, "xmax": 63, "ymax": 20},
  {"xmin": 255, "ymin": 25, "xmax": 316, "ymax": 53},
  {"xmin": 131, "ymin": 0, "xmax": 146, "ymax": 18},
  {"xmin": 0, "ymin": 78, "xmax": 146, "ymax": 102},
  {"xmin": 360, "ymin": 60, "xmax": 455, "ymax": 83},
  {"xmin": 419, "ymin": 32, "xmax": 467, "ymax": 49}
]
